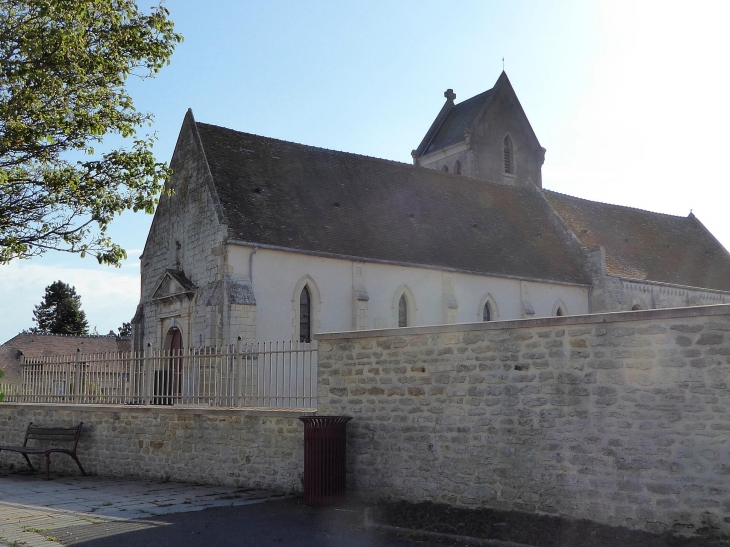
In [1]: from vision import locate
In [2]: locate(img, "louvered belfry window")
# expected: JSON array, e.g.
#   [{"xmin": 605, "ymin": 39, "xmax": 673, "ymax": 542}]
[
  {"xmin": 300, "ymin": 286, "xmax": 311, "ymax": 342},
  {"xmin": 503, "ymin": 136, "xmax": 513, "ymax": 174},
  {"xmin": 398, "ymin": 294, "xmax": 408, "ymax": 327}
]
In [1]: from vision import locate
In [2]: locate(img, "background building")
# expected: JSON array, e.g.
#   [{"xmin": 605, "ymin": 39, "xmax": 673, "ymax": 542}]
[{"xmin": 132, "ymin": 73, "xmax": 730, "ymax": 352}]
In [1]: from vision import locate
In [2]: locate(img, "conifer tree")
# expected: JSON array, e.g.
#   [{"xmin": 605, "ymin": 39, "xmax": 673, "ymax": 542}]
[
  {"xmin": 31, "ymin": 281, "xmax": 89, "ymax": 335},
  {"xmin": 117, "ymin": 322, "xmax": 132, "ymax": 337}
]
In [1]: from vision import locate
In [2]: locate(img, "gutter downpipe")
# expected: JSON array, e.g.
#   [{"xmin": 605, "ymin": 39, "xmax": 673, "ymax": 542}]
[{"xmin": 249, "ymin": 247, "xmax": 258, "ymax": 284}]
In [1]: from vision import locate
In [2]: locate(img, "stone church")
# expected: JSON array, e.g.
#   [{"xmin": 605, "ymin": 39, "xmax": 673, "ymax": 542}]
[{"xmin": 131, "ymin": 72, "xmax": 730, "ymax": 352}]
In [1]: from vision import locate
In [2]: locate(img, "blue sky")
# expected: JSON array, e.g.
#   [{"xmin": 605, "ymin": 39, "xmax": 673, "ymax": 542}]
[{"xmin": 1, "ymin": 0, "xmax": 729, "ymax": 342}]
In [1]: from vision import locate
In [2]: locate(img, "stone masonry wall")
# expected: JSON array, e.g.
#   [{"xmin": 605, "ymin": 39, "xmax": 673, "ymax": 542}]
[
  {"xmin": 593, "ymin": 277, "xmax": 730, "ymax": 313},
  {"xmin": 137, "ymin": 112, "xmax": 231, "ymax": 350},
  {"xmin": 317, "ymin": 304, "xmax": 730, "ymax": 535},
  {"xmin": 0, "ymin": 405, "xmax": 305, "ymax": 492}
]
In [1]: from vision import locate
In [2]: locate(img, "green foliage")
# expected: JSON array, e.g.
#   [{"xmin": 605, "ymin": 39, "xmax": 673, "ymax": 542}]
[
  {"xmin": 118, "ymin": 321, "xmax": 132, "ymax": 337},
  {"xmin": 0, "ymin": 0, "xmax": 182, "ymax": 265},
  {"xmin": 31, "ymin": 280, "xmax": 89, "ymax": 334}
]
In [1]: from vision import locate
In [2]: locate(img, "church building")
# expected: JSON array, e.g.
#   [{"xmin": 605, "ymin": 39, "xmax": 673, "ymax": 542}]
[{"xmin": 131, "ymin": 72, "xmax": 730, "ymax": 352}]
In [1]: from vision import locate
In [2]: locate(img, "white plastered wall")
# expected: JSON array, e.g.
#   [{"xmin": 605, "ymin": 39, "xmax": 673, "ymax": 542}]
[{"xmin": 228, "ymin": 246, "xmax": 590, "ymax": 342}]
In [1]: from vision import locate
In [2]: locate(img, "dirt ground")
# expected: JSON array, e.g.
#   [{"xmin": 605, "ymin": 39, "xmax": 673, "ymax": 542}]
[{"xmin": 371, "ymin": 500, "xmax": 730, "ymax": 547}]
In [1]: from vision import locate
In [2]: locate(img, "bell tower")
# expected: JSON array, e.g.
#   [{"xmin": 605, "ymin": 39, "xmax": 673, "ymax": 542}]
[{"xmin": 412, "ymin": 72, "xmax": 545, "ymax": 188}]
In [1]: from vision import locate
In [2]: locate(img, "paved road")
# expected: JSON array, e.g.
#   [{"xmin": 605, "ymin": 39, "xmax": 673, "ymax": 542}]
[
  {"xmin": 51, "ymin": 498, "xmax": 462, "ymax": 547},
  {"xmin": 0, "ymin": 472, "xmax": 289, "ymax": 547},
  {"xmin": 0, "ymin": 473, "xmax": 462, "ymax": 547}
]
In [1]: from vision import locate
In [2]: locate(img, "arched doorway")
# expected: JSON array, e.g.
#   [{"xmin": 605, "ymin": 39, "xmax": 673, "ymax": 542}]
[{"xmin": 155, "ymin": 327, "xmax": 183, "ymax": 405}]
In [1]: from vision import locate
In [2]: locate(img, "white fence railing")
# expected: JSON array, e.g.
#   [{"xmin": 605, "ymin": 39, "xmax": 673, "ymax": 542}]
[
  {"xmin": 0, "ymin": 383, "xmax": 19, "ymax": 401},
  {"xmin": 4, "ymin": 341, "xmax": 317, "ymax": 410}
]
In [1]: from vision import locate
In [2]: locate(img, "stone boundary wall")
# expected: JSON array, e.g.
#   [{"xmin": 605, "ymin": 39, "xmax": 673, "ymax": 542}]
[
  {"xmin": 0, "ymin": 405, "xmax": 307, "ymax": 492},
  {"xmin": 316, "ymin": 304, "xmax": 730, "ymax": 535}
]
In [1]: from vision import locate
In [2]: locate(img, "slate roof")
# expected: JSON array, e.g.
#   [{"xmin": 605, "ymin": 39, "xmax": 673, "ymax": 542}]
[
  {"xmin": 422, "ymin": 88, "xmax": 495, "ymax": 155},
  {"xmin": 194, "ymin": 122, "xmax": 588, "ymax": 285},
  {"xmin": 0, "ymin": 333, "xmax": 131, "ymax": 382},
  {"xmin": 545, "ymin": 191, "xmax": 730, "ymax": 291}
]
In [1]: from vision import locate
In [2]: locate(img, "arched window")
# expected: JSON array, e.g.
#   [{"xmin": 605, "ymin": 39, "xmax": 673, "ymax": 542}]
[
  {"xmin": 292, "ymin": 275, "xmax": 321, "ymax": 343},
  {"xmin": 552, "ymin": 299, "xmax": 567, "ymax": 317},
  {"xmin": 503, "ymin": 135, "xmax": 513, "ymax": 175},
  {"xmin": 300, "ymin": 287, "xmax": 311, "ymax": 342},
  {"xmin": 483, "ymin": 302, "xmax": 492, "ymax": 322},
  {"xmin": 477, "ymin": 294, "xmax": 499, "ymax": 322},
  {"xmin": 393, "ymin": 285, "xmax": 416, "ymax": 327},
  {"xmin": 631, "ymin": 304, "xmax": 642, "ymax": 311},
  {"xmin": 454, "ymin": 160, "xmax": 462, "ymax": 175},
  {"xmin": 398, "ymin": 294, "xmax": 408, "ymax": 327},
  {"xmin": 441, "ymin": 165, "xmax": 448, "ymax": 173}
]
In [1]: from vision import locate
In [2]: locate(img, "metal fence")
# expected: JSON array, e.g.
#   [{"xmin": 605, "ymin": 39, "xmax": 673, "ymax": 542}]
[
  {"xmin": 0, "ymin": 383, "xmax": 19, "ymax": 401},
  {"xmin": 4, "ymin": 341, "xmax": 317, "ymax": 410}
]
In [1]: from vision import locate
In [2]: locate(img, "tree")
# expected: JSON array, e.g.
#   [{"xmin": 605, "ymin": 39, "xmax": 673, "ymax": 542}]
[
  {"xmin": 117, "ymin": 321, "xmax": 132, "ymax": 337},
  {"xmin": 0, "ymin": 0, "xmax": 183, "ymax": 265},
  {"xmin": 31, "ymin": 280, "xmax": 89, "ymax": 334}
]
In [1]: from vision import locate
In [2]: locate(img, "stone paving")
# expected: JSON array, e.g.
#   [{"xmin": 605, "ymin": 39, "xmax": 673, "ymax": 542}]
[{"xmin": 0, "ymin": 471, "xmax": 288, "ymax": 547}]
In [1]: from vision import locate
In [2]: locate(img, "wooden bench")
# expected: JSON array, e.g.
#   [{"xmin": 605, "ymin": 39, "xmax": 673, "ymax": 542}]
[{"xmin": 0, "ymin": 422, "xmax": 86, "ymax": 480}]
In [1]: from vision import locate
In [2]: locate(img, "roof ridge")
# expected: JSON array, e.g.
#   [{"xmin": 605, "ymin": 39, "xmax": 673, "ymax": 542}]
[
  {"xmin": 418, "ymin": 87, "xmax": 496, "ymax": 157},
  {"xmin": 687, "ymin": 211, "xmax": 730, "ymax": 257},
  {"xmin": 196, "ymin": 122, "xmax": 414, "ymax": 170},
  {"xmin": 191, "ymin": 119, "xmax": 589, "ymax": 285},
  {"xmin": 544, "ymin": 189, "xmax": 691, "ymax": 220},
  {"xmin": 452, "ymin": 87, "xmax": 494, "ymax": 109},
  {"xmin": 419, "ymin": 81, "xmax": 500, "ymax": 156},
  {"xmin": 413, "ymin": 89, "xmax": 457, "ymax": 158},
  {"xmin": 16, "ymin": 333, "xmax": 117, "ymax": 339},
  {"xmin": 196, "ymin": 121, "xmax": 518, "ymax": 192},
  {"xmin": 426, "ymin": 168, "xmax": 529, "ymax": 192}
]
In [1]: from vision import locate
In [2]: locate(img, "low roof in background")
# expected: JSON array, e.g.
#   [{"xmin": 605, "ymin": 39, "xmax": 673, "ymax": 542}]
[
  {"xmin": 0, "ymin": 333, "xmax": 130, "ymax": 382},
  {"xmin": 545, "ymin": 191, "xmax": 730, "ymax": 291}
]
